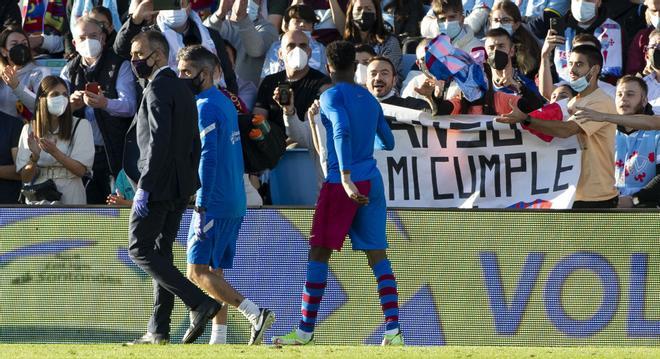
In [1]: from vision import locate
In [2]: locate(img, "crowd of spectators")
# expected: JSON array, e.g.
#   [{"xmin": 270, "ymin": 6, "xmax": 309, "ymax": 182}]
[{"xmin": 0, "ymin": 0, "xmax": 657, "ymax": 208}]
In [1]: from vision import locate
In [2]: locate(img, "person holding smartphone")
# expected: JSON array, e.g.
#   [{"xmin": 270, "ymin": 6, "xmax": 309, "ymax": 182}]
[
  {"xmin": 253, "ymin": 30, "xmax": 331, "ymax": 194},
  {"xmin": 61, "ymin": 16, "xmax": 137, "ymax": 204}
]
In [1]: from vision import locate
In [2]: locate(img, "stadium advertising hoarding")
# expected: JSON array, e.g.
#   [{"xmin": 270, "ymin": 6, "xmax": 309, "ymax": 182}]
[
  {"xmin": 377, "ymin": 105, "xmax": 582, "ymax": 209},
  {"xmin": 0, "ymin": 208, "xmax": 658, "ymax": 345}
]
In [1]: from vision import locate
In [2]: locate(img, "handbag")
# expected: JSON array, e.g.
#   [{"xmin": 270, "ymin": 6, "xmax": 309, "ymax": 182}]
[{"xmin": 20, "ymin": 179, "xmax": 63, "ymax": 202}]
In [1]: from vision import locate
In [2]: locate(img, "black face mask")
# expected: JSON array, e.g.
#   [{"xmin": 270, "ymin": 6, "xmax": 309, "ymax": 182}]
[
  {"xmin": 653, "ymin": 48, "xmax": 660, "ymax": 71},
  {"xmin": 354, "ymin": 11, "xmax": 376, "ymax": 32},
  {"xmin": 131, "ymin": 52, "xmax": 155, "ymax": 79},
  {"xmin": 8, "ymin": 44, "xmax": 30, "ymax": 66},
  {"xmin": 183, "ymin": 71, "xmax": 205, "ymax": 95},
  {"xmin": 488, "ymin": 49, "xmax": 509, "ymax": 71}
]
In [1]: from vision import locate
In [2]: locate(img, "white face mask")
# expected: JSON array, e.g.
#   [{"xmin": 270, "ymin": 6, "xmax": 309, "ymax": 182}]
[
  {"xmin": 652, "ymin": 14, "xmax": 660, "ymax": 29},
  {"xmin": 47, "ymin": 95, "xmax": 69, "ymax": 117},
  {"xmin": 286, "ymin": 47, "xmax": 309, "ymax": 71},
  {"xmin": 160, "ymin": 9, "xmax": 188, "ymax": 28},
  {"xmin": 438, "ymin": 20, "xmax": 462, "ymax": 39},
  {"xmin": 491, "ymin": 22, "xmax": 514, "ymax": 36},
  {"xmin": 354, "ymin": 63, "xmax": 368, "ymax": 85},
  {"xmin": 247, "ymin": 0, "xmax": 260, "ymax": 22},
  {"xmin": 303, "ymin": 30, "xmax": 313, "ymax": 40},
  {"xmin": 76, "ymin": 38, "xmax": 103, "ymax": 58},
  {"xmin": 572, "ymin": 0, "xmax": 597, "ymax": 23}
]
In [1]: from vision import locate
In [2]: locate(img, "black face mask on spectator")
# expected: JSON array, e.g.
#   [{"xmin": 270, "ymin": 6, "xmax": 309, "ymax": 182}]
[
  {"xmin": 354, "ymin": 11, "xmax": 376, "ymax": 31},
  {"xmin": 9, "ymin": 44, "xmax": 30, "ymax": 66},
  {"xmin": 488, "ymin": 49, "xmax": 509, "ymax": 71},
  {"xmin": 654, "ymin": 48, "xmax": 660, "ymax": 71}
]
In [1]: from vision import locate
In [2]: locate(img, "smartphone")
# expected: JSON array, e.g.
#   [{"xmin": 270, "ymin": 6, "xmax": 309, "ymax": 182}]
[
  {"xmin": 85, "ymin": 82, "xmax": 100, "ymax": 94},
  {"xmin": 152, "ymin": 0, "xmax": 182, "ymax": 11},
  {"xmin": 278, "ymin": 83, "xmax": 291, "ymax": 107},
  {"xmin": 549, "ymin": 17, "xmax": 564, "ymax": 35}
]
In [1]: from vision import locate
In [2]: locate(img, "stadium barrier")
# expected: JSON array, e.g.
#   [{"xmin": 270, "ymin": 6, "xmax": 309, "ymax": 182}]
[{"xmin": 0, "ymin": 207, "xmax": 658, "ymax": 345}]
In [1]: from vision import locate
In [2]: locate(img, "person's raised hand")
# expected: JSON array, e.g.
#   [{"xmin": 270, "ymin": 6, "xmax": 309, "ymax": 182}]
[
  {"xmin": 496, "ymin": 99, "xmax": 527, "ymax": 124},
  {"xmin": 541, "ymin": 29, "xmax": 565, "ymax": 59}
]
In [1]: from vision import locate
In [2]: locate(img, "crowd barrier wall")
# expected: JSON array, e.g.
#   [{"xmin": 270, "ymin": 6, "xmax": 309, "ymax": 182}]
[{"xmin": 0, "ymin": 207, "xmax": 658, "ymax": 345}]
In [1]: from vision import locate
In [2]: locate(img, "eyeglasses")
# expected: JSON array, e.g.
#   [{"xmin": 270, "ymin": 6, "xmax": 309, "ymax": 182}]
[{"xmin": 491, "ymin": 17, "xmax": 514, "ymax": 25}]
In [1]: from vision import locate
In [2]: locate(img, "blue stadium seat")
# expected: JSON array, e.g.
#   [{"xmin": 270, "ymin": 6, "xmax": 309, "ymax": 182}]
[{"xmin": 400, "ymin": 54, "xmax": 417, "ymax": 79}]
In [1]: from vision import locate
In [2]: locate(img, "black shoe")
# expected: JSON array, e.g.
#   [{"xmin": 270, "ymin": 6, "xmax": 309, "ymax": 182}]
[
  {"xmin": 126, "ymin": 332, "xmax": 169, "ymax": 345},
  {"xmin": 248, "ymin": 308, "xmax": 276, "ymax": 345},
  {"xmin": 182, "ymin": 299, "xmax": 222, "ymax": 344}
]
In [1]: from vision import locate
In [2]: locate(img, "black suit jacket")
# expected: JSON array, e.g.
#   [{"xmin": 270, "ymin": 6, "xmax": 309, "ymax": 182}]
[{"xmin": 123, "ymin": 68, "xmax": 201, "ymax": 201}]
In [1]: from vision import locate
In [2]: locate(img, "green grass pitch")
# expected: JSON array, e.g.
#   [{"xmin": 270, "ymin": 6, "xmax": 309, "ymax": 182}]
[{"xmin": 0, "ymin": 345, "xmax": 657, "ymax": 359}]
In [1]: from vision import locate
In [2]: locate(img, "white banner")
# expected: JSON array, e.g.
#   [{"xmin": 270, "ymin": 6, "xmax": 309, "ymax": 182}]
[{"xmin": 377, "ymin": 104, "xmax": 582, "ymax": 209}]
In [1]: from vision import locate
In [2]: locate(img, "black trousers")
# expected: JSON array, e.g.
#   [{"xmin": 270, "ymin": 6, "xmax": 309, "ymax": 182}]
[
  {"xmin": 128, "ymin": 198, "xmax": 208, "ymax": 335},
  {"xmin": 86, "ymin": 147, "xmax": 112, "ymax": 204},
  {"xmin": 572, "ymin": 196, "xmax": 619, "ymax": 209}
]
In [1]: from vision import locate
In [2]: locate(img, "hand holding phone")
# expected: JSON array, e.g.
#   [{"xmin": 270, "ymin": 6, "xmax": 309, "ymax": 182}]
[
  {"xmin": 277, "ymin": 83, "xmax": 291, "ymax": 107},
  {"xmin": 85, "ymin": 82, "xmax": 100, "ymax": 95}
]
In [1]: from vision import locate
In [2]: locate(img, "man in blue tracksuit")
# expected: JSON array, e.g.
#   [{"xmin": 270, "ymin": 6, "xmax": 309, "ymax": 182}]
[{"xmin": 177, "ymin": 45, "xmax": 275, "ymax": 345}]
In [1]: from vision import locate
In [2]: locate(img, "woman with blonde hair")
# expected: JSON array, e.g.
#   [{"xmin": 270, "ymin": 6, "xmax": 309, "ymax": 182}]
[{"xmin": 16, "ymin": 76, "xmax": 94, "ymax": 204}]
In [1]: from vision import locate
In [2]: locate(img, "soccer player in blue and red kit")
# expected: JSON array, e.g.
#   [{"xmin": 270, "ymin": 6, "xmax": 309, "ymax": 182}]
[
  {"xmin": 272, "ymin": 41, "xmax": 403, "ymax": 346},
  {"xmin": 177, "ymin": 45, "xmax": 275, "ymax": 345}
]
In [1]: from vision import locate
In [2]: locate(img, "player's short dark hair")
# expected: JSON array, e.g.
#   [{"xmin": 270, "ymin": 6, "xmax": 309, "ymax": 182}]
[
  {"xmin": 326, "ymin": 40, "xmax": 356, "ymax": 72},
  {"xmin": 368, "ymin": 56, "xmax": 397, "ymax": 76},
  {"xmin": 431, "ymin": 0, "xmax": 463, "ymax": 16},
  {"xmin": 485, "ymin": 28, "xmax": 513, "ymax": 46},
  {"xmin": 573, "ymin": 33, "xmax": 601, "ymax": 50},
  {"xmin": 355, "ymin": 44, "xmax": 376, "ymax": 57},
  {"xmin": 177, "ymin": 45, "xmax": 219, "ymax": 73},
  {"xmin": 572, "ymin": 44, "xmax": 603, "ymax": 70},
  {"xmin": 133, "ymin": 30, "xmax": 169, "ymax": 57}
]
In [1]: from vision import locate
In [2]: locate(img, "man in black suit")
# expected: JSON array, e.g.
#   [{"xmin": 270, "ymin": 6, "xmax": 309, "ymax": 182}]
[{"xmin": 125, "ymin": 30, "xmax": 220, "ymax": 345}]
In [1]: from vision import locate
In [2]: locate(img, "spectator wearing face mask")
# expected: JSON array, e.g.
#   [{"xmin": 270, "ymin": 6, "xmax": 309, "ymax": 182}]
[
  {"xmin": 87, "ymin": 5, "xmax": 121, "ymax": 50},
  {"xmin": 420, "ymin": 0, "xmax": 486, "ymax": 60},
  {"xmin": 532, "ymin": 0, "xmax": 623, "ymax": 84},
  {"xmin": 488, "ymin": 0, "xmax": 542, "ymax": 79},
  {"xmin": 344, "ymin": 0, "xmax": 402, "ymax": 74},
  {"xmin": 539, "ymin": 31, "xmax": 617, "ymax": 101},
  {"xmin": 61, "ymin": 16, "xmax": 137, "ymax": 204},
  {"xmin": 627, "ymin": 0, "xmax": 660, "ymax": 75},
  {"xmin": 642, "ymin": 29, "xmax": 660, "ymax": 113},
  {"xmin": 420, "ymin": 1, "xmax": 494, "ymax": 40},
  {"xmin": 254, "ymin": 30, "xmax": 331, "ymax": 185},
  {"xmin": 498, "ymin": 45, "xmax": 619, "ymax": 208},
  {"xmin": 113, "ymin": 0, "xmax": 238, "ymax": 94},
  {"xmin": 0, "ymin": 27, "xmax": 51, "ymax": 122},
  {"xmin": 205, "ymin": 0, "xmax": 279, "ymax": 86},
  {"xmin": 16, "ymin": 76, "xmax": 95, "ymax": 205},
  {"xmin": 380, "ymin": 0, "xmax": 425, "ymax": 38},
  {"xmin": 261, "ymin": 4, "xmax": 327, "ymax": 80},
  {"xmin": 484, "ymin": 28, "xmax": 544, "ymax": 107},
  {"xmin": 354, "ymin": 43, "xmax": 376, "ymax": 86}
]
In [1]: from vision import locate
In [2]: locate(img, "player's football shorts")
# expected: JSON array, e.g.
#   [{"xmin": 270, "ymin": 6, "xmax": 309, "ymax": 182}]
[
  {"xmin": 187, "ymin": 215, "xmax": 243, "ymax": 269},
  {"xmin": 310, "ymin": 174, "xmax": 388, "ymax": 251}
]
